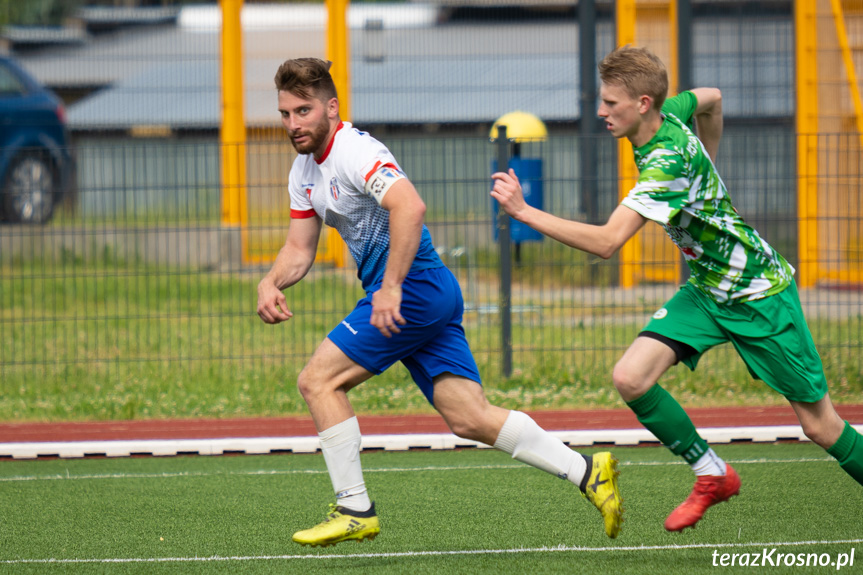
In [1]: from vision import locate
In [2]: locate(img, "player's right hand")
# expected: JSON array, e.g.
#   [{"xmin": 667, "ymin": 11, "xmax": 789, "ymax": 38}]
[
  {"xmin": 257, "ymin": 280, "xmax": 293, "ymax": 324},
  {"xmin": 371, "ymin": 283, "xmax": 406, "ymax": 338},
  {"xmin": 490, "ymin": 168, "xmax": 527, "ymax": 219}
]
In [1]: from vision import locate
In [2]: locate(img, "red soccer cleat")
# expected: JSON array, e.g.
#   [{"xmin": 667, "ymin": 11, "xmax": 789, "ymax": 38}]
[{"xmin": 664, "ymin": 464, "xmax": 741, "ymax": 532}]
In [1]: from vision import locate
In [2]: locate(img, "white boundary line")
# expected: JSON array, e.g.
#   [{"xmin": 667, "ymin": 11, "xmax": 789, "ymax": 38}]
[
  {"xmin": 3, "ymin": 539, "xmax": 862, "ymax": 565},
  {"xmin": 4, "ymin": 425, "xmax": 861, "ymax": 460},
  {"xmin": 0, "ymin": 457, "xmax": 839, "ymax": 483}
]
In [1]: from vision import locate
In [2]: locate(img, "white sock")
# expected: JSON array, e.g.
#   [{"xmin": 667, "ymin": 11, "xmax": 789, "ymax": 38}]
[
  {"xmin": 318, "ymin": 416, "xmax": 372, "ymax": 512},
  {"xmin": 493, "ymin": 410, "xmax": 588, "ymax": 487},
  {"xmin": 691, "ymin": 448, "xmax": 727, "ymax": 476}
]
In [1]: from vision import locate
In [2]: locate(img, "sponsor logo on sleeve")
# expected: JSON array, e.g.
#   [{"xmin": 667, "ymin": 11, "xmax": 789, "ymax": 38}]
[{"xmin": 301, "ymin": 183, "xmax": 314, "ymax": 200}]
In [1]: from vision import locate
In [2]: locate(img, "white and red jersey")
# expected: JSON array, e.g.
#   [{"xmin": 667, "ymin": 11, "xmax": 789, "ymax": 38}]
[{"xmin": 288, "ymin": 122, "xmax": 442, "ymax": 290}]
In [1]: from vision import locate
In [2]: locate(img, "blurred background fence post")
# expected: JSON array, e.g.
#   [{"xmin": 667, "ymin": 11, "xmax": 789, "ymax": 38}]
[
  {"xmin": 579, "ymin": 0, "xmax": 599, "ymax": 287},
  {"xmin": 495, "ymin": 124, "xmax": 512, "ymax": 379}
]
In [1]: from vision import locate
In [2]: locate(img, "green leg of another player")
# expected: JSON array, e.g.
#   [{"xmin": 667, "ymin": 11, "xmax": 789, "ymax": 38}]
[
  {"xmin": 626, "ymin": 384, "xmax": 710, "ymax": 464},
  {"xmin": 826, "ymin": 421, "xmax": 863, "ymax": 486}
]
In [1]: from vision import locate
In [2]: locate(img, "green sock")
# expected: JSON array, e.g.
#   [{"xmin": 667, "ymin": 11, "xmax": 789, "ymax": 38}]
[
  {"xmin": 627, "ymin": 384, "xmax": 709, "ymax": 465},
  {"xmin": 826, "ymin": 421, "xmax": 863, "ymax": 486}
]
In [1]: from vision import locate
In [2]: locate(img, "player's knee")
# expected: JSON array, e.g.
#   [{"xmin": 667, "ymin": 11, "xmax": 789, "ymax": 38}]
[
  {"xmin": 296, "ymin": 367, "xmax": 323, "ymax": 402},
  {"xmin": 612, "ymin": 361, "xmax": 645, "ymax": 400},
  {"xmin": 297, "ymin": 365, "xmax": 350, "ymax": 405},
  {"xmin": 296, "ymin": 369, "xmax": 312, "ymax": 400},
  {"xmin": 443, "ymin": 412, "xmax": 492, "ymax": 443},
  {"xmin": 447, "ymin": 417, "xmax": 480, "ymax": 441}
]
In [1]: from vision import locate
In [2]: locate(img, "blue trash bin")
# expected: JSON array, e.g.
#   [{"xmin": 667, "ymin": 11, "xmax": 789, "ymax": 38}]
[{"xmin": 492, "ymin": 156, "xmax": 544, "ymax": 243}]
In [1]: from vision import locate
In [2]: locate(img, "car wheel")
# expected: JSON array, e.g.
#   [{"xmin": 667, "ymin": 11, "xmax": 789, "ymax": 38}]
[{"xmin": 3, "ymin": 153, "xmax": 55, "ymax": 223}]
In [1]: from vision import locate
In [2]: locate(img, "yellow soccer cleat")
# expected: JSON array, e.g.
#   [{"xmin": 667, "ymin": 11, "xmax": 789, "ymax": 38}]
[
  {"xmin": 292, "ymin": 503, "xmax": 380, "ymax": 547},
  {"xmin": 582, "ymin": 452, "xmax": 623, "ymax": 538}
]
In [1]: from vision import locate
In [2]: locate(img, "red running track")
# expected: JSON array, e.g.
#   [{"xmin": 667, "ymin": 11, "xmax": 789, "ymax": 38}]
[{"xmin": 2, "ymin": 404, "xmax": 862, "ymax": 443}]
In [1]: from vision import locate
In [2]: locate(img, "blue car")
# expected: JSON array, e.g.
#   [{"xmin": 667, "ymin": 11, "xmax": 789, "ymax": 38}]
[{"xmin": 0, "ymin": 55, "xmax": 75, "ymax": 223}]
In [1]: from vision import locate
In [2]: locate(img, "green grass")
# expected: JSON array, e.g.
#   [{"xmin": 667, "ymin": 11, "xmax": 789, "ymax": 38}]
[
  {"xmin": 0, "ymin": 443, "xmax": 861, "ymax": 573},
  {"xmin": 2, "ymin": 259, "xmax": 862, "ymax": 422}
]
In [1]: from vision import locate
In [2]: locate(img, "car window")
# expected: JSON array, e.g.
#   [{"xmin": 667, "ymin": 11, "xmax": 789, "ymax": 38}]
[{"xmin": 0, "ymin": 64, "xmax": 25, "ymax": 96}]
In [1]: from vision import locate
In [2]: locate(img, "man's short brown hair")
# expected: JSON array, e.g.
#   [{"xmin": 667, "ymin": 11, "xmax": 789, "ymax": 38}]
[
  {"xmin": 598, "ymin": 46, "xmax": 668, "ymax": 111},
  {"xmin": 274, "ymin": 58, "xmax": 338, "ymax": 102}
]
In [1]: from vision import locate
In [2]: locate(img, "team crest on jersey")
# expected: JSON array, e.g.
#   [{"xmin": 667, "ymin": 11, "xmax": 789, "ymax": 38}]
[{"xmin": 329, "ymin": 177, "xmax": 339, "ymax": 201}]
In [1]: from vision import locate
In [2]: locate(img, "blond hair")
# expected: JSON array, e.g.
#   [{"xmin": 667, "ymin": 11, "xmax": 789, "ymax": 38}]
[{"xmin": 598, "ymin": 46, "xmax": 668, "ymax": 111}]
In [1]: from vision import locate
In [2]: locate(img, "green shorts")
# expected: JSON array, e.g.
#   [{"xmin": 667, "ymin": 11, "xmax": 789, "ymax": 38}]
[{"xmin": 641, "ymin": 280, "xmax": 828, "ymax": 403}]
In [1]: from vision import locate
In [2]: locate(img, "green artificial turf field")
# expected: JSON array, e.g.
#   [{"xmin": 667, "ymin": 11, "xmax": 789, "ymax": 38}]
[{"xmin": 1, "ymin": 443, "xmax": 861, "ymax": 574}]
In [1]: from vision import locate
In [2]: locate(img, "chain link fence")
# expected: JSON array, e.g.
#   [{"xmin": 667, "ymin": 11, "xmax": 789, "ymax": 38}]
[{"xmin": 1, "ymin": 1, "xmax": 861, "ymax": 419}]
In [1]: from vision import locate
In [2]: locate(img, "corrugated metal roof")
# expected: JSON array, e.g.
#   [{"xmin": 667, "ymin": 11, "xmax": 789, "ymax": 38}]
[
  {"xmin": 16, "ymin": 24, "xmax": 218, "ymax": 88},
  {"xmin": 77, "ymin": 6, "xmax": 180, "ymax": 26},
  {"xmin": 66, "ymin": 52, "xmax": 579, "ymax": 129},
  {"xmin": 1, "ymin": 25, "xmax": 89, "ymax": 46},
  {"xmin": 353, "ymin": 55, "xmax": 579, "ymax": 124},
  {"xmin": 10, "ymin": 4, "xmax": 793, "ymax": 130},
  {"xmin": 68, "ymin": 60, "xmax": 219, "ymax": 129}
]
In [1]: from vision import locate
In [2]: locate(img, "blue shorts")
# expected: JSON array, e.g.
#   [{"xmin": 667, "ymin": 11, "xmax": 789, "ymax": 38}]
[{"xmin": 327, "ymin": 266, "xmax": 481, "ymax": 406}]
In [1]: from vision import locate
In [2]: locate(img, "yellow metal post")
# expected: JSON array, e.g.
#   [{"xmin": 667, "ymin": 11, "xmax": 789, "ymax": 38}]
[
  {"xmin": 830, "ymin": 0, "xmax": 863, "ymax": 145},
  {"xmin": 616, "ymin": 0, "xmax": 640, "ymax": 288},
  {"xmin": 637, "ymin": 0, "xmax": 681, "ymax": 285},
  {"xmin": 324, "ymin": 0, "xmax": 351, "ymax": 268},
  {"xmin": 665, "ymin": 0, "xmax": 681, "ymax": 283},
  {"xmin": 669, "ymin": 0, "xmax": 679, "ymax": 95},
  {"xmin": 328, "ymin": 0, "xmax": 351, "ymax": 123},
  {"xmin": 617, "ymin": 0, "xmax": 636, "ymax": 44},
  {"xmin": 795, "ymin": 0, "xmax": 819, "ymax": 287},
  {"xmin": 824, "ymin": 0, "xmax": 863, "ymax": 284},
  {"xmin": 220, "ymin": 0, "xmax": 248, "ymax": 236},
  {"xmin": 617, "ymin": 143, "xmax": 641, "ymax": 289}
]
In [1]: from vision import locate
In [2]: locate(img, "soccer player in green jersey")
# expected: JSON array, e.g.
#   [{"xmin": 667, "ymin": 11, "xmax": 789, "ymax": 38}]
[{"xmin": 491, "ymin": 45, "xmax": 863, "ymax": 532}]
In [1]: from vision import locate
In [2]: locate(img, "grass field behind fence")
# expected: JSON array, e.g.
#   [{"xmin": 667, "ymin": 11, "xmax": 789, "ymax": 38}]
[
  {"xmin": 1, "ymin": 443, "xmax": 861, "ymax": 574},
  {"xmin": 2, "ymin": 260, "xmax": 862, "ymax": 421}
]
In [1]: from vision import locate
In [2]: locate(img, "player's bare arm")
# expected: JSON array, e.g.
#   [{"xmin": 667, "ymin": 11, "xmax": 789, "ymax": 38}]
[
  {"xmin": 690, "ymin": 87, "xmax": 723, "ymax": 161},
  {"xmin": 491, "ymin": 168, "xmax": 647, "ymax": 258},
  {"xmin": 372, "ymin": 178, "xmax": 425, "ymax": 337},
  {"xmin": 257, "ymin": 215, "xmax": 322, "ymax": 324}
]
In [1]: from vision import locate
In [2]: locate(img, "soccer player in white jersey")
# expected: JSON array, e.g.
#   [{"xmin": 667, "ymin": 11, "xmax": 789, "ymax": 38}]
[
  {"xmin": 256, "ymin": 58, "xmax": 623, "ymax": 547},
  {"xmin": 492, "ymin": 46, "xmax": 863, "ymax": 533}
]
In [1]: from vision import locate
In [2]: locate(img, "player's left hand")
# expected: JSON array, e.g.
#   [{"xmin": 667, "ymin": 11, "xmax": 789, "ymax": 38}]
[{"xmin": 371, "ymin": 284, "xmax": 406, "ymax": 338}]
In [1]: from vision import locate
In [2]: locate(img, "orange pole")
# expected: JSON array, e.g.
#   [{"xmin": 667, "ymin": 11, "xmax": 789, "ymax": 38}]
[
  {"xmin": 616, "ymin": 0, "xmax": 640, "ymax": 288},
  {"xmin": 327, "ymin": 0, "xmax": 351, "ymax": 123},
  {"xmin": 795, "ymin": 0, "xmax": 819, "ymax": 287},
  {"xmin": 220, "ymin": 0, "xmax": 248, "ymax": 232},
  {"xmin": 325, "ymin": 0, "xmax": 351, "ymax": 268}
]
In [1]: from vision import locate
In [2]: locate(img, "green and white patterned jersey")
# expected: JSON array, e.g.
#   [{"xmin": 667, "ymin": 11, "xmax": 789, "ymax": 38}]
[{"xmin": 620, "ymin": 91, "xmax": 795, "ymax": 304}]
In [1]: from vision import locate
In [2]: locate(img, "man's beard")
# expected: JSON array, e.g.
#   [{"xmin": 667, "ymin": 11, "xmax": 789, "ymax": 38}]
[{"xmin": 290, "ymin": 116, "xmax": 331, "ymax": 155}]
